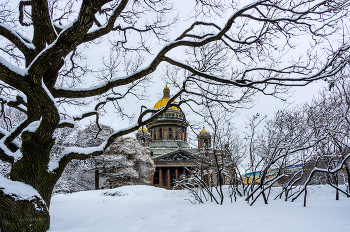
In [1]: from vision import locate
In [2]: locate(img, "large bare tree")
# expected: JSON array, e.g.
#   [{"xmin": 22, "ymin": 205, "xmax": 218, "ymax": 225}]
[{"xmin": 0, "ymin": 0, "xmax": 349, "ymax": 231}]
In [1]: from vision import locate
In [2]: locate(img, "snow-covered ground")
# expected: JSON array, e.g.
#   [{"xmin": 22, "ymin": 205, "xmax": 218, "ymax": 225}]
[{"xmin": 48, "ymin": 185, "xmax": 350, "ymax": 232}]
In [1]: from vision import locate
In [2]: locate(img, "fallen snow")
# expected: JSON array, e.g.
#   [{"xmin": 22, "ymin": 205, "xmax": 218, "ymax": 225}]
[
  {"xmin": 48, "ymin": 185, "xmax": 350, "ymax": 232},
  {"xmin": 0, "ymin": 174, "xmax": 42, "ymax": 201}
]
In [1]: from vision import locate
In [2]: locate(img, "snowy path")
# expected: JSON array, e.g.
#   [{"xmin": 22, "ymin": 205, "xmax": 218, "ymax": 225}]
[{"xmin": 48, "ymin": 185, "xmax": 350, "ymax": 232}]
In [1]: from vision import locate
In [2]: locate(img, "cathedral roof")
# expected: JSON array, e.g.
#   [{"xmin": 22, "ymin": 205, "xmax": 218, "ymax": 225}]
[
  {"xmin": 153, "ymin": 85, "xmax": 179, "ymax": 110},
  {"xmin": 198, "ymin": 126, "xmax": 211, "ymax": 137}
]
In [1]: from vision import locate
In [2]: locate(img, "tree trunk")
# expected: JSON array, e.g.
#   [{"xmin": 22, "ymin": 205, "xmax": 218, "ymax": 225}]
[
  {"xmin": 0, "ymin": 191, "xmax": 50, "ymax": 232},
  {"xmin": 10, "ymin": 134, "xmax": 57, "ymax": 206},
  {"xmin": 0, "ymin": 129, "xmax": 59, "ymax": 231}
]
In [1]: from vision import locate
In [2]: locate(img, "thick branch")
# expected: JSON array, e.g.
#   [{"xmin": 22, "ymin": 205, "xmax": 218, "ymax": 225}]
[
  {"xmin": 19, "ymin": 1, "xmax": 32, "ymax": 27},
  {"xmin": 31, "ymin": 0, "xmax": 57, "ymax": 50},
  {"xmin": 0, "ymin": 23, "xmax": 35, "ymax": 57},
  {"xmin": 0, "ymin": 129, "xmax": 17, "ymax": 163},
  {"xmin": 0, "ymin": 148, "xmax": 14, "ymax": 164},
  {"xmin": 79, "ymin": 0, "xmax": 129, "ymax": 44},
  {"xmin": 4, "ymin": 120, "xmax": 28, "ymax": 152},
  {"xmin": 0, "ymin": 95, "xmax": 27, "ymax": 114},
  {"xmin": 0, "ymin": 57, "xmax": 28, "ymax": 91}
]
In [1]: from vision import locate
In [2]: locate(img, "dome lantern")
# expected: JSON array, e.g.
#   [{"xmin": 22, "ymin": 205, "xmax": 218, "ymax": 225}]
[{"xmin": 163, "ymin": 85, "xmax": 170, "ymax": 98}]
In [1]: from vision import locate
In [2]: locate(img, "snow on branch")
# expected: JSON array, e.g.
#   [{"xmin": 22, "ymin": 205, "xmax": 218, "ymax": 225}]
[
  {"xmin": 22, "ymin": 118, "xmax": 42, "ymax": 134},
  {"xmin": 57, "ymin": 111, "xmax": 98, "ymax": 128},
  {"xmin": 0, "ymin": 94, "xmax": 27, "ymax": 114},
  {"xmin": 291, "ymin": 152, "xmax": 350, "ymax": 204},
  {"xmin": 0, "ymin": 140, "xmax": 22, "ymax": 164},
  {"xmin": 0, "ymin": 55, "xmax": 28, "ymax": 91},
  {"xmin": 0, "ymin": 119, "xmax": 28, "ymax": 163},
  {"xmin": 0, "ymin": 22, "xmax": 35, "ymax": 54}
]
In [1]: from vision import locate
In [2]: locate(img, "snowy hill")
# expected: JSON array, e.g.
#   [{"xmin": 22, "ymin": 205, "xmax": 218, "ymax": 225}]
[{"xmin": 48, "ymin": 185, "xmax": 350, "ymax": 232}]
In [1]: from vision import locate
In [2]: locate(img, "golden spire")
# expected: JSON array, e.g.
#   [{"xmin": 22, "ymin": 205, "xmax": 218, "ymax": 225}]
[
  {"xmin": 201, "ymin": 126, "xmax": 207, "ymax": 133},
  {"xmin": 139, "ymin": 126, "xmax": 147, "ymax": 131}
]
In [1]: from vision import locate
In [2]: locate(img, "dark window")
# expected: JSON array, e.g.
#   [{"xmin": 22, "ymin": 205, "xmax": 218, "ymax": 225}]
[
  {"xmin": 204, "ymin": 139, "xmax": 208, "ymax": 148},
  {"xmin": 169, "ymin": 128, "xmax": 173, "ymax": 140}
]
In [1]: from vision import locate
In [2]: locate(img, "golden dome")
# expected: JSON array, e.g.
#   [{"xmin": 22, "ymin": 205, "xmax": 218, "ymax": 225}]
[
  {"xmin": 153, "ymin": 97, "xmax": 179, "ymax": 110},
  {"xmin": 201, "ymin": 126, "xmax": 207, "ymax": 133},
  {"xmin": 153, "ymin": 85, "xmax": 179, "ymax": 110},
  {"xmin": 139, "ymin": 126, "xmax": 147, "ymax": 131}
]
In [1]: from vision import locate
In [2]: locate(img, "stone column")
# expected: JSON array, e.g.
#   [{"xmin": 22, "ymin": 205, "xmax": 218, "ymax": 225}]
[
  {"xmin": 175, "ymin": 167, "xmax": 178, "ymax": 182},
  {"xmin": 159, "ymin": 167, "xmax": 162, "ymax": 187},
  {"xmin": 150, "ymin": 174, "xmax": 154, "ymax": 186},
  {"xmin": 167, "ymin": 167, "xmax": 171, "ymax": 189}
]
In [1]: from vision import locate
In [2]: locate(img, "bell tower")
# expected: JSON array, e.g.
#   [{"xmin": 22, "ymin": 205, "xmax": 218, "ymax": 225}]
[
  {"xmin": 136, "ymin": 126, "xmax": 152, "ymax": 147},
  {"xmin": 197, "ymin": 126, "xmax": 211, "ymax": 149}
]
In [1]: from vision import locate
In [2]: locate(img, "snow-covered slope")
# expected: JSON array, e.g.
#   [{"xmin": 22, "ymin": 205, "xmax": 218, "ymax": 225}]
[{"xmin": 48, "ymin": 185, "xmax": 350, "ymax": 232}]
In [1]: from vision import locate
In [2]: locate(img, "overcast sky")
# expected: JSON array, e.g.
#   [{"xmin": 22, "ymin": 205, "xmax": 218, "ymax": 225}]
[
  {"xmin": 87, "ymin": 0, "xmax": 329, "ymax": 145},
  {"xmin": 69, "ymin": 0, "xmax": 329, "ymax": 146},
  {"xmin": 1, "ymin": 1, "xmax": 333, "ymax": 146}
]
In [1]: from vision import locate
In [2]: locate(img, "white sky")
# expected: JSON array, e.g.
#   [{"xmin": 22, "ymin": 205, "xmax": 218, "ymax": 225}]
[
  {"xmin": 84, "ymin": 0, "xmax": 329, "ymax": 144},
  {"xmin": 0, "ymin": 1, "xmax": 334, "ymax": 146}
]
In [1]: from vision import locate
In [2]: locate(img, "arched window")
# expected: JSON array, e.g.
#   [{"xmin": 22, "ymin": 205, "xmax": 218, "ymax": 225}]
[{"xmin": 204, "ymin": 139, "xmax": 208, "ymax": 148}]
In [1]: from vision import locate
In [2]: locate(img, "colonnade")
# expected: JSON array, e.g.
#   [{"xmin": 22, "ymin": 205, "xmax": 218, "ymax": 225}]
[{"xmin": 150, "ymin": 166, "xmax": 188, "ymax": 189}]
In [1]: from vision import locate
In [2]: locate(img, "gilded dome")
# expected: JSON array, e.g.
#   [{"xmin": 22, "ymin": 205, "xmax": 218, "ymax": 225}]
[
  {"xmin": 139, "ymin": 126, "xmax": 147, "ymax": 131},
  {"xmin": 198, "ymin": 126, "xmax": 211, "ymax": 137},
  {"xmin": 153, "ymin": 85, "xmax": 179, "ymax": 110},
  {"xmin": 153, "ymin": 97, "xmax": 179, "ymax": 110}
]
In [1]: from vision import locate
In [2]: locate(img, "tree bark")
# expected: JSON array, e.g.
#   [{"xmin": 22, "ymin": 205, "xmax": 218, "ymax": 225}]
[{"xmin": 0, "ymin": 191, "xmax": 49, "ymax": 232}]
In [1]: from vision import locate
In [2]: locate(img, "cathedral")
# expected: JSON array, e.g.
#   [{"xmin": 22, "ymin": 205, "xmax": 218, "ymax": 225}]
[{"xmin": 136, "ymin": 86, "xmax": 212, "ymax": 189}]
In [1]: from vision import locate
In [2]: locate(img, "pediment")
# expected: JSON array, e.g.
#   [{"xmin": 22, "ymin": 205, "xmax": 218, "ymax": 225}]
[{"xmin": 153, "ymin": 150, "xmax": 196, "ymax": 161}]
